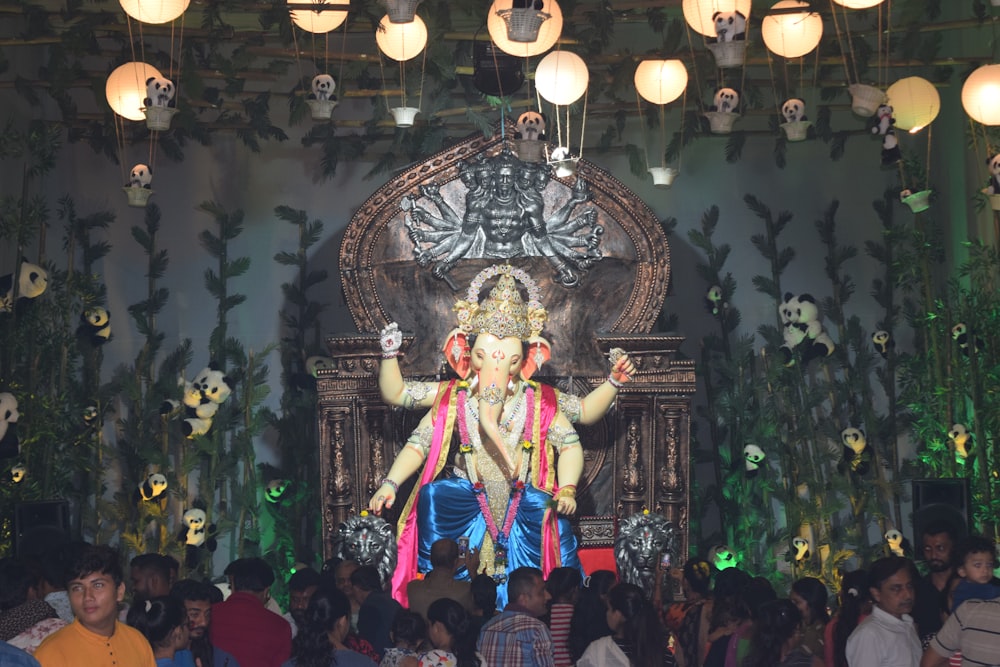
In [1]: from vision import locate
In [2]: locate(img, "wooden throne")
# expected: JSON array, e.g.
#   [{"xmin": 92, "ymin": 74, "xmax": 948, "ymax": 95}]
[{"xmin": 315, "ymin": 127, "xmax": 696, "ymax": 566}]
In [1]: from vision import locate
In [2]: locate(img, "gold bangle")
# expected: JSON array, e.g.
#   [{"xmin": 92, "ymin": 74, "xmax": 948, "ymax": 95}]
[{"xmin": 556, "ymin": 485, "xmax": 577, "ymax": 499}]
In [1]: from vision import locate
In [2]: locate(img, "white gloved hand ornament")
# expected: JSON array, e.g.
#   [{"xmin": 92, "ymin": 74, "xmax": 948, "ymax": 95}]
[{"xmin": 380, "ymin": 322, "xmax": 402, "ymax": 358}]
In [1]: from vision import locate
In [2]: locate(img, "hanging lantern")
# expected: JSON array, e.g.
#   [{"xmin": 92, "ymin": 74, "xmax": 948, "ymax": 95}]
[
  {"xmin": 381, "ymin": 0, "xmax": 423, "ymax": 23},
  {"xmin": 119, "ymin": 0, "xmax": 190, "ymax": 24},
  {"xmin": 962, "ymin": 64, "xmax": 1000, "ymax": 126},
  {"xmin": 376, "ymin": 14, "xmax": 427, "ymax": 61},
  {"xmin": 887, "ymin": 77, "xmax": 939, "ymax": 133},
  {"xmin": 487, "ymin": 0, "xmax": 563, "ymax": 58},
  {"xmin": 760, "ymin": 0, "xmax": 823, "ymax": 59},
  {"xmin": 832, "ymin": 0, "xmax": 885, "ymax": 7},
  {"xmin": 106, "ymin": 62, "xmax": 163, "ymax": 121},
  {"xmin": 682, "ymin": 0, "xmax": 752, "ymax": 38},
  {"xmin": 289, "ymin": 0, "xmax": 349, "ymax": 33},
  {"xmin": 534, "ymin": 51, "xmax": 588, "ymax": 106},
  {"xmin": 634, "ymin": 60, "xmax": 687, "ymax": 105}
]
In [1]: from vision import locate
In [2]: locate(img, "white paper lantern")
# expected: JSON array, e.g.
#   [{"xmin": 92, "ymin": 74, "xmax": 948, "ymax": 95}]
[
  {"xmin": 682, "ymin": 0, "xmax": 752, "ymax": 38},
  {"xmin": 106, "ymin": 62, "xmax": 163, "ymax": 121},
  {"xmin": 534, "ymin": 51, "xmax": 588, "ymax": 105},
  {"xmin": 487, "ymin": 0, "xmax": 563, "ymax": 58},
  {"xmin": 289, "ymin": 0, "xmax": 349, "ymax": 33},
  {"xmin": 119, "ymin": 0, "xmax": 190, "ymax": 24},
  {"xmin": 887, "ymin": 77, "xmax": 940, "ymax": 133},
  {"xmin": 760, "ymin": 0, "xmax": 823, "ymax": 59},
  {"xmin": 375, "ymin": 14, "xmax": 427, "ymax": 62},
  {"xmin": 962, "ymin": 64, "xmax": 1000, "ymax": 126},
  {"xmin": 832, "ymin": 0, "xmax": 885, "ymax": 8},
  {"xmin": 634, "ymin": 60, "xmax": 688, "ymax": 105}
]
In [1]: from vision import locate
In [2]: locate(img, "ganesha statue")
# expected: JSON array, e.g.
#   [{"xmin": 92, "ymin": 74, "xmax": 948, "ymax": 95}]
[{"xmin": 369, "ymin": 263, "xmax": 634, "ymax": 606}]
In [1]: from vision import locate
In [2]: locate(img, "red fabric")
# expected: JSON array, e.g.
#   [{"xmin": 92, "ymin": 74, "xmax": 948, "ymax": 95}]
[
  {"xmin": 578, "ymin": 547, "xmax": 616, "ymax": 574},
  {"xmin": 210, "ymin": 592, "xmax": 291, "ymax": 667}
]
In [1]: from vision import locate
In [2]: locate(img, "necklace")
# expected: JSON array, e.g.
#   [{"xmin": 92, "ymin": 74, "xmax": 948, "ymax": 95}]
[{"xmin": 500, "ymin": 384, "xmax": 525, "ymax": 434}]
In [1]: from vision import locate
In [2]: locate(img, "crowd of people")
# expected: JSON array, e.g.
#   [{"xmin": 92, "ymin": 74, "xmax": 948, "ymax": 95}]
[
  {"xmin": 664, "ymin": 520, "xmax": 1000, "ymax": 667},
  {"xmin": 1, "ymin": 519, "xmax": 999, "ymax": 667}
]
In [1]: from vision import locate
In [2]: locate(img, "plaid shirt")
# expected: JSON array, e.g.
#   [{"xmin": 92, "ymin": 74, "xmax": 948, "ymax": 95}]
[{"xmin": 477, "ymin": 605, "xmax": 554, "ymax": 667}]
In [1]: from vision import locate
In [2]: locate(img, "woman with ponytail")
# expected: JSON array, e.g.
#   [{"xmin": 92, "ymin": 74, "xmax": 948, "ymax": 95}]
[
  {"xmin": 126, "ymin": 595, "xmax": 193, "ymax": 667},
  {"xmin": 743, "ymin": 599, "xmax": 822, "ymax": 667},
  {"xmin": 825, "ymin": 570, "xmax": 872, "ymax": 667},
  {"xmin": 578, "ymin": 583, "xmax": 675, "ymax": 667},
  {"xmin": 284, "ymin": 588, "xmax": 376, "ymax": 667},
  {"xmin": 402, "ymin": 598, "xmax": 480, "ymax": 667}
]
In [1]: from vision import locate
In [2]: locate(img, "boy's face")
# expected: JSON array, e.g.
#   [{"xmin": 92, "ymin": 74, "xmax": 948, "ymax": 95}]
[
  {"xmin": 68, "ymin": 571, "xmax": 125, "ymax": 636},
  {"xmin": 960, "ymin": 552, "xmax": 996, "ymax": 585}
]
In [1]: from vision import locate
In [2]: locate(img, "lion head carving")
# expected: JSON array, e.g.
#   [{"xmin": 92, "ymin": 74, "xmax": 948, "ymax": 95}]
[
  {"xmin": 614, "ymin": 512, "xmax": 676, "ymax": 594},
  {"xmin": 332, "ymin": 513, "xmax": 398, "ymax": 587}
]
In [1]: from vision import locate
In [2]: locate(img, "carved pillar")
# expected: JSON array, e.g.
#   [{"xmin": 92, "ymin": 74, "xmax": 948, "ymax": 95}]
[
  {"xmin": 656, "ymin": 404, "xmax": 689, "ymax": 546},
  {"xmin": 617, "ymin": 413, "xmax": 647, "ymax": 517},
  {"xmin": 323, "ymin": 407, "xmax": 354, "ymax": 543}
]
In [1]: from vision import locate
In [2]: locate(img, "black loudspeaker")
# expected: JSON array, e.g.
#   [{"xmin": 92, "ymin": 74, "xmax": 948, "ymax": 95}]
[
  {"xmin": 473, "ymin": 41, "xmax": 524, "ymax": 97},
  {"xmin": 911, "ymin": 479, "xmax": 971, "ymax": 557},
  {"xmin": 15, "ymin": 500, "xmax": 71, "ymax": 558}
]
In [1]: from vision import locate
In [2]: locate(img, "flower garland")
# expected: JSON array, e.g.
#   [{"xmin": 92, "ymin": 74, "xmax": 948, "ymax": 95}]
[{"xmin": 456, "ymin": 381, "xmax": 536, "ymax": 573}]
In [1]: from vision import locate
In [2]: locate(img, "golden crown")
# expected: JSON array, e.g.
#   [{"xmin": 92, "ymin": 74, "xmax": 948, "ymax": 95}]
[{"xmin": 454, "ymin": 264, "xmax": 547, "ymax": 340}]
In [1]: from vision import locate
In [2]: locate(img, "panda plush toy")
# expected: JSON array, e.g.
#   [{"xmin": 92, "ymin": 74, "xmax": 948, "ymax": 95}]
[
  {"xmin": 743, "ymin": 444, "xmax": 765, "ymax": 477},
  {"xmin": 884, "ymin": 529, "xmax": 912, "ymax": 557},
  {"xmin": 310, "ymin": 74, "xmax": 337, "ymax": 102},
  {"xmin": 710, "ymin": 88, "xmax": 740, "ymax": 113},
  {"xmin": 951, "ymin": 323, "xmax": 984, "ymax": 357},
  {"xmin": 983, "ymin": 153, "xmax": 1000, "ymax": 196},
  {"xmin": 264, "ymin": 479, "xmax": 289, "ymax": 503},
  {"xmin": 178, "ymin": 507, "xmax": 217, "ymax": 569},
  {"xmin": 192, "ymin": 363, "xmax": 234, "ymax": 406},
  {"xmin": 77, "ymin": 306, "xmax": 112, "ymax": 347},
  {"xmin": 872, "ymin": 330, "xmax": 893, "ymax": 359},
  {"xmin": 133, "ymin": 472, "xmax": 168, "ymax": 504},
  {"xmin": 0, "ymin": 392, "xmax": 19, "ymax": 460},
  {"xmin": 838, "ymin": 427, "xmax": 872, "ymax": 476},
  {"xmin": 143, "ymin": 76, "xmax": 176, "ymax": 108},
  {"xmin": 778, "ymin": 293, "xmax": 807, "ymax": 366},
  {"xmin": 781, "ymin": 98, "xmax": 807, "ymax": 123},
  {"xmin": 129, "ymin": 164, "xmax": 153, "ymax": 189},
  {"xmin": 705, "ymin": 285, "xmax": 724, "ymax": 316},
  {"xmin": 791, "ymin": 537, "xmax": 810, "ymax": 562},
  {"xmin": 708, "ymin": 544, "xmax": 736, "ymax": 571},
  {"xmin": 0, "ymin": 261, "xmax": 48, "ymax": 313},
  {"xmin": 515, "ymin": 111, "xmax": 546, "ymax": 141},
  {"xmin": 161, "ymin": 363, "xmax": 233, "ymax": 439},
  {"xmin": 948, "ymin": 423, "xmax": 971, "ymax": 460},
  {"xmin": 785, "ymin": 293, "xmax": 835, "ymax": 364},
  {"xmin": 83, "ymin": 405, "xmax": 99, "ymax": 427},
  {"xmin": 10, "ymin": 463, "xmax": 25, "ymax": 483},
  {"xmin": 711, "ymin": 10, "xmax": 747, "ymax": 43},
  {"xmin": 871, "ymin": 105, "xmax": 902, "ymax": 166}
]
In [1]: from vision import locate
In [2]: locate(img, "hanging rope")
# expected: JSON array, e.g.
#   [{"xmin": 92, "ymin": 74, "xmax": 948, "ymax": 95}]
[
  {"xmin": 677, "ymin": 86, "xmax": 687, "ymax": 172},
  {"xmin": 765, "ymin": 46, "xmax": 782, "ymax": 118},
  {"xmin": 682, "ymin": 20, "xmax": 707, "ymax": 113},
  {"xmin": 291, "ymin": 26, "xmax": 307, "ymax": 102},
  {"xmin": 418, "ymin": 33, "xmax": 428, "ymax": 113},
  {"xmin": 635, "ymin": 88, "xmax": 649, "ymax": 170},
  {"xmin": 828, "ymin": 0, "xmax": 857, "ymax": 85},
  {"xmin": 577, "ymin": 89, "xmax": 587, "ymax": 159},
  {"xmin": 925, "ymin": 123, "xmax": 932, "ymax": 190}
]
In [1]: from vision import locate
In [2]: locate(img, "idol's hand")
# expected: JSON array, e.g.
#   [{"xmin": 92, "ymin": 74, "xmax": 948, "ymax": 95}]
[
  {"xmin": 369, "ymin": 483, "xmax": 396, "ymax": 514},
  {"xmin": 556, "ymin": 496, "xmax": 577, "ymax": 515},
  {"xmin": 380, "ymin": 322, "xmax": 402, "ymax": 357},
  {"xmin": 555, "ymin": 484, "xmax": 577, "ymax": 515},
  {"xmin": 609, "ymin": 348, "xmax": 635, "ymax": 384}
]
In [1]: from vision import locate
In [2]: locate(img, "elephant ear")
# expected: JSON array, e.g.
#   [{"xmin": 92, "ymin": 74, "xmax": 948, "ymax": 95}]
[
  {"xmin": 520, "ymin": 337, "xmax": 551, "ymax": 381},
  {"xmin": 442, "ymin": 328, "xmax": 472, "ymax": 379}
]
